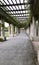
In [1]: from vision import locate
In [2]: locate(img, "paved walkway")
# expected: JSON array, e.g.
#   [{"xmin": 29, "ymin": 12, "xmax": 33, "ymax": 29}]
[{"xmin": 0, "ymin": 33, "xmax": 37, "ymax": 65}]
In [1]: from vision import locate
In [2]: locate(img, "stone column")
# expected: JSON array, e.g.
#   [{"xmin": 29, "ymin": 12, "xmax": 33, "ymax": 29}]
[
  {"xmin": 0, "ymin": 26, "xmax": 1, "ymax": 36},
  {"xmin": 15, "ymin": 27, "xmax": 20, "ymax": 35},
  {"xmin": 30, "ymin": 22, "xmax": 33, "ymax": 40},
  {"xmin": 38, "ymin": 20, "xmax": 39, "ymax": 36},
  {"xmin": 26, "ymin": 27, "xmax": 30, "ymax": 35},
  {"xmin": 32, "ymin": 17, "xmax": 36, "ymax": 38},
  {"xmin": 18, "ymin": 28, "xmax": 20, "ymax": 33},
  {"xmin": 10, "ymin": 24, "xmax": 13, "ymax": 36},
  {"xmin": 36, "ymin": 20, "xmax": 38, "ymax": 36},
  {"xmin": 0, "ymin": 20, "xmax": 1, "ymax": 36},
  {"xmin": 8, "ymin": 24, "xmax": 11, "ymax": 36},
  {"xmin": 0, "ymin": 24, "xmax": 1, "ymax": 36},
  {"xmin": 34, "ymin": 20, "xmax": 39, "ymax": 41},
  {"xmin": 11, "ymin": 24, "xmax": 15, "ymax": 36},
  {"xmin": 29, "ymin": 17, "xmax": 36, "ymax": 40},
  {"xmin": 32, "ymin": 17, "xmax": 36, "ymax": 37},
  {"xmin": 1, "ymin": 20, "xmax": 5, "ymax": 40},
  {"xmin": 13, "ymin": 25, "xmax": 15, "ymax": 36},
  {"xmin": 8, "ymin": 24, "xmax": 15, "ymax": 37},
  {"xmin": 15, "ymin": 27, "xmax": 18, "ymax": 36},
  {"xmin": 15, "ymin": 26, "xmax": 17, "ymax": 34},
  {"xmin": 29, "ymin": 24, "xmax": 30, "ymax": 35}
]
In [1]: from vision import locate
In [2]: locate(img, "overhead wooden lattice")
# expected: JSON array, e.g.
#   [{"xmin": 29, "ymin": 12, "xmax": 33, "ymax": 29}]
[
  {"xmin": 0, "ymin": 0, "xmax": 31, "ymax": 23},
  {"xmin": 0, "ymin": 0, "xmax": 39, "ymax": 28}
]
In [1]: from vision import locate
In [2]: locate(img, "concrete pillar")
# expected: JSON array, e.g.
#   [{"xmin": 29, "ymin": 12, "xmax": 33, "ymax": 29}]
[
  {"xmin": 11, "ymin": 24, "xmax": 15, "ymax": 36},
  {"xmin": 15, "ymin": 27, "xmax": 20, "ymax": 35},
  {"xmin": 10, "ymin": 24, "xmax": 13, "ymax": 36},
  {"xmin": 38, "ymin": 20, "xmax": 39, "ymax": 36},
  {"xmin": 30, "ymin": 22, "xmax": 33, "ymax": 39},
  {"xmin": 13, "ymin": 25, "xmax": 15, "ymax": 35},
  {"xmin": 1, "ymin": 20, "xmax": 5, "ymax": 39},
  {"xmin": 15, "ymin": 26, "xmax": 17, "ymax": 34},
  {"xmin": 31, "ymin": 17, "xmax": 36, "ymax": 38},
  {"xmin": 34, "ymin": 20, "xmax": 39, "ymax": 41},
  {"xmin": 0, "ymin": 24, "xmax": 1, "ymax": 36},
  {"xmin": 32, "ymin": 17, "xmax": 36, "ymax": 37},
  {"xmin": 8, "ymin": 24, "xmax": 15, "ymax": 36},
  {"xmin": 36, "ymin": 20, "xmax": 38, "ymax": 36},
  {"xmin": 29, "ymin": 24, "xmax": 30, "ymax": 35},
  {"xmin": 18, "ymin": 28, "xmax": 20, "ymax": 33},
  {"xmin": 26, "ymin": 27, "xmax": 30, "ymax": 35},
  {"xmin": 0, "ymin": 20, "xmax": 2, "ymax": 37},
  {"xmin": 8, "ymin": 24, "xmax": 11, "ymax": 36},
  {"xmin": 29, "ymin": 17, "xmax": 36, "ymax": 40}
]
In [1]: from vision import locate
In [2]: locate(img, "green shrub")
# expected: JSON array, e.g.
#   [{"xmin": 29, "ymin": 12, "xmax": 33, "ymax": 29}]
[
  {"xmin": 0, "ymin": 38, "xmax": 4, "ymax": 42},
  {"xmin": 0, "ymin": 37, "xmax": 6, "ymax": 42}
]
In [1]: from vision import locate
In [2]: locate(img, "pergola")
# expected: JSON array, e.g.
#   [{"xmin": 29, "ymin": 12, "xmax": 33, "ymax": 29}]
[
  {"xmin": 0, "ymin": 0, "xmax": 39, "ymax": 41},
  {"xmin": 0, "ymin": 0, "xmax": 38, "ymax": 28}
]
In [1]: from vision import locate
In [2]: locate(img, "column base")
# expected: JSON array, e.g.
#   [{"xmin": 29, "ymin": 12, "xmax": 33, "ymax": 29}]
[{"xmin": 30, "ymin": 36, "xmax": 34, "ymax": 41}]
